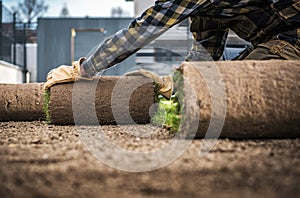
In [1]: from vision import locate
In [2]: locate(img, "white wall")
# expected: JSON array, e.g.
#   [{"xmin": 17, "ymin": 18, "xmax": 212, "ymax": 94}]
[
  {"xmin": 0, "ymin": 60, "xmax": 23, "ymax": 84},
  {"xmin": 134, "ymin": 0, "xmax": 155, "ymax": 16},
  {"xmin": 12, "ymin": 43, "xmax": 38, "ymax": 82}
]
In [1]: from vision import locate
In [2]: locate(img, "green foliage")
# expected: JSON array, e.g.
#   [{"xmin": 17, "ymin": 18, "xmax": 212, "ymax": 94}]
[
  {"xmin": 153, "ymin": 82, "xmax": 161, "ymax": 104},
  {"xmin": 43, "ymin": 90, "xmax": 50, "ymax": 123},
  {"xmin": 173, "ymin": 70, "xmax": 185, "ymax": 126},
  {"xmin": 151, "ymin": 96, "xmax": 181, "ymax": 133},
  {"xmin": 151, "ymin": 70, "xmax": 184, "ymax": 133}
]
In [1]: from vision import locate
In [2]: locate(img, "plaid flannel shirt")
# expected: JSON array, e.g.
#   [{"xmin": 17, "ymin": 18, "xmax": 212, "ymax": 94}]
[
  {"xmin": 190, "ymin": 0, "xmax": 300, "ymax": 60},
  {"xmin": 82, "ymin": 0, "xmax": 300, "ymax": 75}
]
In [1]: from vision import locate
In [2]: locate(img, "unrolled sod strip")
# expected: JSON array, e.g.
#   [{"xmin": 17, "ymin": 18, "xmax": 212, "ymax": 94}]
[
  {"xmin": 48, "ymin": 76, "xmax": 155, "ymax": 125},
  {"xmin": 0, "ymin": 83, "xmax": 45, "ymax": 121},
  {"xmin": 180, "ymin": 60, "xmax": 300, "ymax": 139}
]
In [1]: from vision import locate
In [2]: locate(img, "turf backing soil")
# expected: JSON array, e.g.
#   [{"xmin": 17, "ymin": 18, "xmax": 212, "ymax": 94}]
[
  {"xmin": 49, "ymin": 76, "xmax": 155, "ymax": 125},
  {"xmin": 0, "ymin": 121, "xmax": 299, "ymax": 198},
  {"xmin": 0, "ymin": 84, "xmax": 44, "ymax": 121},
  {"xmin": 180, "ymin": 60, "xmax": 300, "ymax": 138}
]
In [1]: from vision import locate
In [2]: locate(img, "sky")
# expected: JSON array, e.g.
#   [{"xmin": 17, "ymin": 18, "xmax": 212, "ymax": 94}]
[{"xmin": 3, "ymin": 0, "xmax": 134, "ymax": 18}]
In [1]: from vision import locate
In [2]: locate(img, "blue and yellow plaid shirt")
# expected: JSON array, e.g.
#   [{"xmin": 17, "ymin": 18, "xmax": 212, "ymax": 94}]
[{"xmin": 82, "ymin": 0, "xmax": 300, "ymax": 75}]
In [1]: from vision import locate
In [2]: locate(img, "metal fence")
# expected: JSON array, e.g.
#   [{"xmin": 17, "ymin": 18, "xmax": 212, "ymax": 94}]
[{"xmin": 1, "ymin": 1, "xmax": 37, "ymax": 68}]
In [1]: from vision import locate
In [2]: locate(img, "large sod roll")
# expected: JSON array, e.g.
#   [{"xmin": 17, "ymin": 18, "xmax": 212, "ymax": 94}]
[
  {"xmin": 180, "ymin": 60, "xmax": 300, "ymax": 139},
  {"xmin": 48, "ymin": 76, "xmax": 155, "ymax": 125},
  {"xmin": 0, "ymin": 83, "xmax": 45, "ymax": 121}
]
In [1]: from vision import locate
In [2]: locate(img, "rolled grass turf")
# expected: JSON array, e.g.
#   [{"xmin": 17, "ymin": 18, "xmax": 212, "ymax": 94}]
[
  {"xmin": 47, "ymin": 76, "xmax": 155, "ymax": 125},
  {"xmin": 0, "ymin": 83, "xmax": 45, "ymax": 121},
  {"xmin": 0, "ymin": 60, "xmax": 299, "ymax": 139},
  {"xmin": 179, "ymin": 60, "xmax": 300, "ymax": 138}
]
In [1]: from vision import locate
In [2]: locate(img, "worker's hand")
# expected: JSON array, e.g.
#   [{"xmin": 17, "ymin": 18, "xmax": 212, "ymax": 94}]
[
  {"xmin": 44, "ymin": 57, "xmax": 89, "ymax": 90},
  {"xmin": 125, "ymin": 69, "xmax": 173, "ymax": 99}
]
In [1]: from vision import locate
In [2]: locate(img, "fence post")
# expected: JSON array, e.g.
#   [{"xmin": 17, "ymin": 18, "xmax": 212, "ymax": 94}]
[
  {"xmin": 23, "ymin": 23, "xmax": 27, "ymax": 83},
  {"xmin": 13, "ymin": 12, "xmax": 16, "ymax": 65},
  {"xmin": 0, "ymin": 0, "xmax": 3, "ymax": 60}
]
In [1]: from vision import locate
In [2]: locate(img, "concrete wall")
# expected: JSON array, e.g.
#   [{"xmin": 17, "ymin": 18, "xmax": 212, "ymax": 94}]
[
  {"xmin": 13, "ymin": 44, "xmax": 38, "ymax": 82},
  {"xmin": 37, "ymin": 18, "xmax": 135, "ymax": 82},
  {"xmin": 134, "ymin": 0, "xmax": 155, "ymax": 16},
  {"xmin": 0, "ymin": 60, "xmax": 23, "ymax": 84}
]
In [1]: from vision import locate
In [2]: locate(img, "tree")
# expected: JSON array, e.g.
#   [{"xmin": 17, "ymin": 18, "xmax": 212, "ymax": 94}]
[
  {"xmin": 13, "ymin": 0, "xmax": 48, "ymax": 24},
  {"xmin": 60, "ymin": 3, "xmax": 70, "ymax": 18}
]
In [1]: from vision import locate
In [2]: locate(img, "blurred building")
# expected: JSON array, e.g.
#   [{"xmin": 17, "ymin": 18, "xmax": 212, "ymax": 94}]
[{"xmin": 37, "ymin": 17, "xmax": 135, "ymax": 82}]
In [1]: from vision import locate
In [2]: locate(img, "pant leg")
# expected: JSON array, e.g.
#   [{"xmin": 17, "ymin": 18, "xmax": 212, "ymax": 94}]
[{"xmin": 243, "ymin": 39, "xmax": 300, "ymax": 60}]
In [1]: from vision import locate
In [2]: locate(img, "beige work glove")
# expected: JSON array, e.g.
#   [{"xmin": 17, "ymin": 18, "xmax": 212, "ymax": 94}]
[
  {"xmin": 125, "ymin": 69, "xmax": 173, "ymax": 99},
  {"xmin": 44, "ymin": 57, "xmax": 89, "ymax": 90}
]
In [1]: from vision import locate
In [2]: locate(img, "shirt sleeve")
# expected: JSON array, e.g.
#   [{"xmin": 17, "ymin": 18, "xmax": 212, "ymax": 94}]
[{"xmin": 82, "ymin": 0, "xmax": 210, "ymax": 76}]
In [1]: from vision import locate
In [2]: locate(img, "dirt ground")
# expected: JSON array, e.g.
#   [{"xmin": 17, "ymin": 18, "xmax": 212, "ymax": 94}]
[{"xmin": 0, "ymin": 121, "xmax": 299, "ymax": 198}]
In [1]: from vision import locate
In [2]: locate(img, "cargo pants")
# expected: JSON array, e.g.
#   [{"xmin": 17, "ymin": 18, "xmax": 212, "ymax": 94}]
[{"xmin": 236, "ymin": 39, "xmax": 300, "ymax": 60}]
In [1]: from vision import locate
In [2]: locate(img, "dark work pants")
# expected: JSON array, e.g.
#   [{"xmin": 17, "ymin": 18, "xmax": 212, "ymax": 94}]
[{"xmin": 236, "ymin": 39, "xmax": 300, "ymax": 60}]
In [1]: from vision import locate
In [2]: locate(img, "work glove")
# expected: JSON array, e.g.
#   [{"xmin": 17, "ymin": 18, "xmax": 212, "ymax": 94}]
[
  {"xmin": 125, "ymin": 69, "xmax": 173, "ymax": 100},
  {"xmin": 44, "ymin": 57, "xmax": 90, "ymax": 90}
]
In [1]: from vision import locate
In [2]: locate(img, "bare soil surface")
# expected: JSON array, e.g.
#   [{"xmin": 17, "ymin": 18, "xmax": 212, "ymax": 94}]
[{"xmin": 0, "ymin": 121, "xmax": 299, "ymax": 198}]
